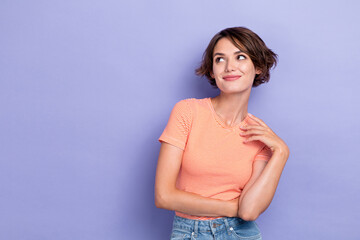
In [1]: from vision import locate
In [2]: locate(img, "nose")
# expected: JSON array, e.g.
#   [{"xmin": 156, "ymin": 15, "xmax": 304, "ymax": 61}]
[{"xmin": 225, "ymin": 58, "xmax": 236, "ymax": 72}]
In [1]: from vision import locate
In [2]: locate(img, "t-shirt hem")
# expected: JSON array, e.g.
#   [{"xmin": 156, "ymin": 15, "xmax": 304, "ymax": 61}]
[{"xmin": 175, "ymin": 211, "xmax": 224, "ymax": 220}]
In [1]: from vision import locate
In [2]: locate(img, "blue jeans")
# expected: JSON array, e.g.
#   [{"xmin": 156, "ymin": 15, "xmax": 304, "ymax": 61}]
[{"xmin": 170, "ymin": 215, "xmax": 262, "ymax": 240}]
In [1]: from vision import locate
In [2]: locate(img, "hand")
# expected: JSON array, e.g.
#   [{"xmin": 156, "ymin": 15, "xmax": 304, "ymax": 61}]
[
  {"xmin": 227, "ymin": 198, "xmax": 240, "ymax": 217},
  {"xmin": 239, "ymin": 113, "xmax": 289, "ymax": 155}
]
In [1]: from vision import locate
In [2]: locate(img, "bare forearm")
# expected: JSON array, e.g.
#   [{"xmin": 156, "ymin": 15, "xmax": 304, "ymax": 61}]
[
  {"xmin": 155, "ymin": 188, "xmax": 237, "ymax": 217},
  {"xmin": 238, "ymin": 149, "xmax": 289, "ymax": 220}
]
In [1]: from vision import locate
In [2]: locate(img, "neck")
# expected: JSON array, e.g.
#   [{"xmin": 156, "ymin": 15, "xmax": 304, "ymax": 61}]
[{"xmin": 211, "ymin": 91, "xmax": 251, "ymax": 127}]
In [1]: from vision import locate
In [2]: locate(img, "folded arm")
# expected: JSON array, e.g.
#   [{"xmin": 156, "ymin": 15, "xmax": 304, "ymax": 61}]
[
  {"xmin": 237, "ymin": 113, "xmax": 290, "ymax": 221},
  {"xmin": 154, "ymin": 142, "xmax": 238, "ymax": 217},
  {"xmin": 237, "ymin": 148, "xmax": 289, "ymax": 221}
]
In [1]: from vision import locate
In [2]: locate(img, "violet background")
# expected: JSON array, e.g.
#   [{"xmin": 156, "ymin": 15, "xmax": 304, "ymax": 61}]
[{"xmin": 1, "ymin": 0, "xmax": 359, "ymax": 239}]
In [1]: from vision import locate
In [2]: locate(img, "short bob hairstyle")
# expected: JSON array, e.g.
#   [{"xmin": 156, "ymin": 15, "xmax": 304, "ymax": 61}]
[{"xmin": 195, "ymin": 26, "xmax": 278, "ymax": 88}]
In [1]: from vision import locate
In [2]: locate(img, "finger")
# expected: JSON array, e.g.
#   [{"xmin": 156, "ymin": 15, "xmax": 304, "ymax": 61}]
[
  {"xmin": 243, "ymin": 135, "xmax": 262, "ymax": 143},
  {"xmin": 239, "ymin": 124, "xmax": 264, "ymax": 131},
  {"xmin": 248, "ymin": 113, "xmax": 267, "ymax": 127},
  {"xmin": 239, "ymin": 129, "xmax": 264, "ymax": 136}
]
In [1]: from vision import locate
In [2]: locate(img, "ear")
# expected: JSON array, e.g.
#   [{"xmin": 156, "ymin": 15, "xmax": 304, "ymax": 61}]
[
  {"xmin": 255, "ymin": 68, "xmax": 262, "ymax": 75},
  {"xmin": 210, "ymin": 71, "xmax": 214, "ymax": 78}
]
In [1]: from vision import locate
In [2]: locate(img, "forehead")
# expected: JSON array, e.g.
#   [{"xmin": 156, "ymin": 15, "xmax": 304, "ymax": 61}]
[{"xmin": 213, "ymin": 37, "xmax": 247, "ymax": 55}]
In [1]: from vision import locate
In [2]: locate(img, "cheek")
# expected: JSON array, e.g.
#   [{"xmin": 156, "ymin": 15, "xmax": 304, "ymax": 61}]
[
  {"xmin": 241, "ymin": 64, "xmax": 257, "ymax": 75},
  {"xmin": 239, "ymin": 62, "xmax": 251, "ymax": 70},
  {"xmin": 212, "ymin": 66, "xmax": 222, "ymax": 76}
]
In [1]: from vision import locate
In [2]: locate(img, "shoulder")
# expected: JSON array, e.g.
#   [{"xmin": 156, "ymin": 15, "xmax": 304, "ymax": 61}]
[
  {"xmin": 175, "ymin": 97, "xmax": 205, "ymax": 110},
  {"xmin": 177, "ymin": 97, "xmax": 200, "ymax": 104},
  {"xmin": 245, "ymin": 114, "xmax": 258, "ymax": 126},
  {"xmin": 173, "ymin": 98, "xmax": 192, "ymax": 110},
  {"xmin": 178, "ymin": 97, "xmax": 208, "ymax": 108},
  {"xmin": 170, "ymin": 98, "xmax": 196, "ymax": 118},
  {"xmin": 245, "ymin": 113, "xmax": 266, "ymax": 127},
  {"xmin": 173, "ymin": 97, "xmax": 212, "ymax": 117}
]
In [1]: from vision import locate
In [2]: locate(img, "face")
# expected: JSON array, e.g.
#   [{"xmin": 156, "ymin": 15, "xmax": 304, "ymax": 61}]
[{"xmin": 210, "ymin": 37, "xmax": 261, "ymax": 93}]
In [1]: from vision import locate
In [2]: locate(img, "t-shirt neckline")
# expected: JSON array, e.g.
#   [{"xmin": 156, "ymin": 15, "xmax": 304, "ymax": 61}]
[{"xmin": 206, "ymin": 97, "xmax": 249, "ymax": 129}]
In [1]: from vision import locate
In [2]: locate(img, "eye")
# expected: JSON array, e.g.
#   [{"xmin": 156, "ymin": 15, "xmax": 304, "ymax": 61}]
[
  {"xmin": 237, "ymin": 55, "xmax": 246, "ymax": 60},
  {"xmin": 215, "ymin": 57, "xmax": 224, "ymax": 63}
]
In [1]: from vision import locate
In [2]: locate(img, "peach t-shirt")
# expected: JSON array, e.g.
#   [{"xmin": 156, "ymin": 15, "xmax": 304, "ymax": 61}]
[{"xmin": 158, "ymin": 97, "xmax": 272, "ymax": 220}]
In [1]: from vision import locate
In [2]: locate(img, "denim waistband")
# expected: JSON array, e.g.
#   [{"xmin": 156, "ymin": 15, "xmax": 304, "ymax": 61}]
[{"xmin": 172, "ymin": 215, "xmax": 248, "ymax": 235}]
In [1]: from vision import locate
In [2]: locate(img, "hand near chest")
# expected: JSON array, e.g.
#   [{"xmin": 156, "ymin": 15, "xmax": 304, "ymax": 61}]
[{"xmin": 239, "ymin": 114, "xmax": 289, "ymax": 155}]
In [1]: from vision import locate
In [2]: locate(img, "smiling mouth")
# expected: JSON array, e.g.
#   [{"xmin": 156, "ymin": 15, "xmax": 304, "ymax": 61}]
[{"xmin": 223, "ymin": 76, "xmax": 241, "ymax": 81}]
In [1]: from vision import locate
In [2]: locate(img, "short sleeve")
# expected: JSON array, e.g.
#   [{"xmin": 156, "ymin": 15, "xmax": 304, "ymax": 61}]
[
  {"xmin": 158, "ymin": 99, "xmax": 192, "ymax": 150},
  {"xmin": 254, "ymin": 145, "xmax": 273, "ymax": 162}
]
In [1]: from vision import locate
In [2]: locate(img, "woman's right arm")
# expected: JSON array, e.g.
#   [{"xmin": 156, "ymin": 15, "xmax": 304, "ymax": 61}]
[{"xmin": 154, "ymin": 142, "xmax": 238, "ymax": 217}]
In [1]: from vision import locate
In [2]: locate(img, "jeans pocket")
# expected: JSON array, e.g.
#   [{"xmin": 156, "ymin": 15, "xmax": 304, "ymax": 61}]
[
  {"xmin": 170, "ymin": 229, "xmax": 192, "ymax": 240},
  {"xmin": 229, "ymin": 221, "xmax": 262, "ymax": 240}
]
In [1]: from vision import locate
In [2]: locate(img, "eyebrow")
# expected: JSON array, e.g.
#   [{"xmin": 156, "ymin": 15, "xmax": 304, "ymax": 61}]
[{"xmin": 213, "ymin": 50, "xmax": 243, "ymax": 57}]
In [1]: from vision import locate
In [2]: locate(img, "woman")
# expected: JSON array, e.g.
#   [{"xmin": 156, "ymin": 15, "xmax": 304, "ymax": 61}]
[{"xmin": 155, "ymin": 26, "xmax": 290, "ymax": 240}]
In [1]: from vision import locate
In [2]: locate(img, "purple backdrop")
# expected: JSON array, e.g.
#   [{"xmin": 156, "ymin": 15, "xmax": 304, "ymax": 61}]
[{"xmin": 1, "ymin": 0, "xmax": 359, "ymax": 239}]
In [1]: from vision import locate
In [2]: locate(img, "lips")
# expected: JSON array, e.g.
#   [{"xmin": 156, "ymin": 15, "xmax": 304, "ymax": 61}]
[{"xmin": 223, "ymin": 75, "xmax": 241, "ymax": 81}]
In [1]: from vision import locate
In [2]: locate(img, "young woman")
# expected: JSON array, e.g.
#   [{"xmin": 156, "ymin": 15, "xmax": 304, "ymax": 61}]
[{"xmin": 155, "ymin": 26, "xmax": 290, "ymax": 240}]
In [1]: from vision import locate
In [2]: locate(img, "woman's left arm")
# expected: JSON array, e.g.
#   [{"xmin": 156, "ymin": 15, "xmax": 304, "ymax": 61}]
[{"xmin": 237, "ymin": 113, "xmax": 290, "ymax": 221}]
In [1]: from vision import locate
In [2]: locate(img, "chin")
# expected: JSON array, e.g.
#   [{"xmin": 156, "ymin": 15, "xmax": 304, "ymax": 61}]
[{"xmin": 219, "ymin": 85, "xmax": 252, "ymax": 93}]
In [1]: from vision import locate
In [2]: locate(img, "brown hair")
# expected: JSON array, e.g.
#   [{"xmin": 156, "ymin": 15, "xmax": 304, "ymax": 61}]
[{"xmin": 195, "ymin": 26, "xmax": 278, "ymax": 88}]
